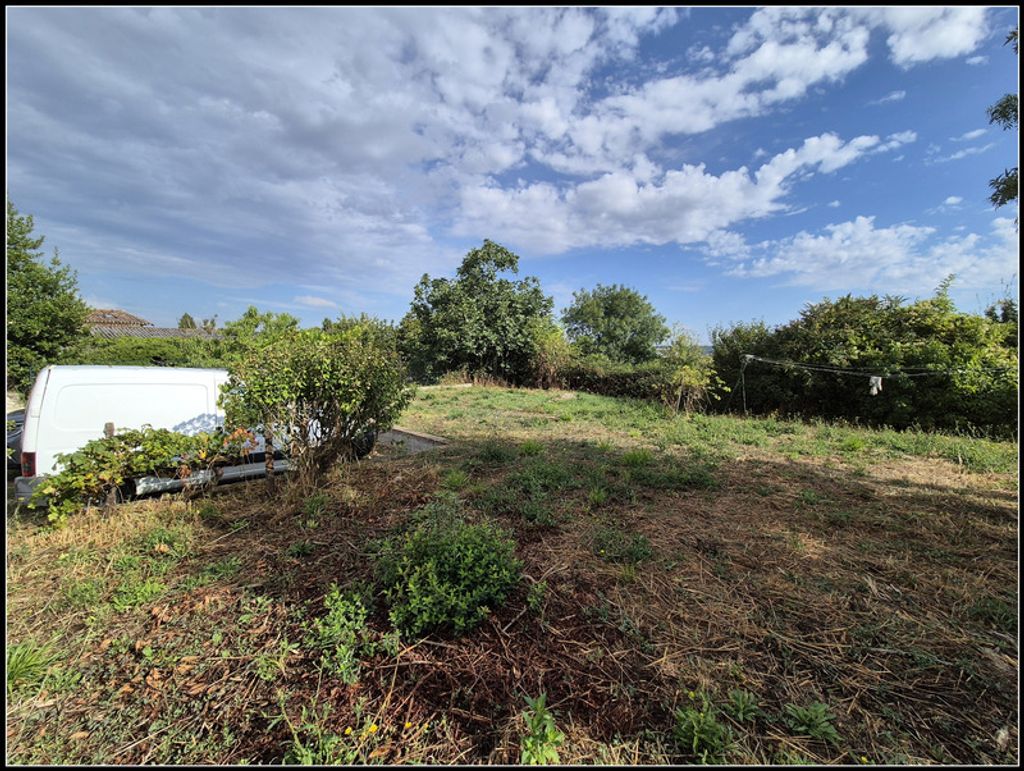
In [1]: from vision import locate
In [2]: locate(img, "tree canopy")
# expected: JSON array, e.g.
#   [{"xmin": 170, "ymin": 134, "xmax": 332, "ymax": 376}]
[
  {"xmin": 6, "ymin": 199, "xmax": 90, "ymax": 393},
  {"xmin": 561, "ymin": 283, "xmax": 669, "ymax": 365},
  {"xmin": 177, "ymin": 312, "xmax": 197, "ymax": 329},
  {"xmin": 401, "ymin": 240, "xmax": 553, "ymax": 383}
]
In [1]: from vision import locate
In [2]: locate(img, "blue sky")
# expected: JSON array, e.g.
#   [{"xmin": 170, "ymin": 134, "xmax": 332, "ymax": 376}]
[{"xmin": 7, "ymin": 6, "xmax": 1019, "ymax": 342}]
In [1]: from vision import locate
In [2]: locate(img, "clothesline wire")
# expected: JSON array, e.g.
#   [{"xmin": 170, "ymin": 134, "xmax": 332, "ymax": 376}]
[{"xmin": 739, "ymin": 354, "xmax": 1014, "ymax": 379}]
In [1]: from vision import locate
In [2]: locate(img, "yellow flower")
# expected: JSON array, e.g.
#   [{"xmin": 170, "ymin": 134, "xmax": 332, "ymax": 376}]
[
  {"xmin": 860, "ymin": 757, "xmax": 869, "ymax": 765},
  {"xmin": 368, "ymin": 724, "xmax": 379, "ymax": 734},
  {"xmin": 344, "ymin": 727, "xmax": 352, "ymax": 736},
  {"xmin": 404, "ymin": 722, "xmax": 412, "ymax": 730}
]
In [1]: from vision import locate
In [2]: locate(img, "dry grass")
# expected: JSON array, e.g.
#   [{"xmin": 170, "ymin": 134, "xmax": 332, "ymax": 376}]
[{"xmin": 5, "ymin": 385, "xmax": 1018, "ymax": 764}]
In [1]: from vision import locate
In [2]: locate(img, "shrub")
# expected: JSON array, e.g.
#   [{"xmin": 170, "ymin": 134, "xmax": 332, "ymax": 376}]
[
  {"xmin": 30, "ymin": 426, "xmax": 253, "ymax": 526},
  {"xmin": 372, "ymin": 500, "xmax": 521, "ymax": 636},
  {"xmin": 711, "ymin": 287, "xmax": 1018, "ymax": 437},
  {"xmin": 221, "ymin": 321, "xmax": 412, "ymax": 491}
]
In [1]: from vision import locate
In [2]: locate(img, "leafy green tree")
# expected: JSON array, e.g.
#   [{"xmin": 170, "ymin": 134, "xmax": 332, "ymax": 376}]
[
  {"xmin": 987, "ymin": 27, "xmax": 1018, "ymax": 212},
  {"xmin": 177, "ymin": 313, "xmax": 197, "ymax": 329},
  {"xmin": 661, "ymin": 327, "xmax": 726, "ymax": 413},
  {"xmin": 404, "ymin": 240, "xmax": 553, "ymax": 383},
  {"xmin": 213, "ymin": 306, "xmax": 299, "ymax": 363},
  {"xmin": 561, "ymin": 284, "xmax": 669, "ymax": 365},
  {"xmin": 6, "ymin": 200, "xmax": 89, "ymax": 393}
]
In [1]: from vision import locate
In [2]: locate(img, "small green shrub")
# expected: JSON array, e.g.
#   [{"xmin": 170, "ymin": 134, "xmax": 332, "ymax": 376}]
[
  {"xmin": 622, "ymin": 448, "xmax": 653, "ymax": 467},
  {"xmin": 372, "ymin": 502, "xmax": 521, "ymax": 636},
  {"xmin": 784, "ymin": 702, "xmax": 840, "ymax": 745},
  {"xmin": 303, "ymin": 491, "xmax": 331, "ymax": 519},
  {"xmin": 520, "ymin": 692, "xmax": 565, "ymax": 765},
  {"xmin": 673, "ymin": 690, "xmax": 732, "ymax": 763}
]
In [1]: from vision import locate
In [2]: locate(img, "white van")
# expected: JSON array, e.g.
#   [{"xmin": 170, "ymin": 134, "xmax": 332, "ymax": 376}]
[{"xmin": 13, "ymin": 365, "xmax": 283, "ymax": 502}]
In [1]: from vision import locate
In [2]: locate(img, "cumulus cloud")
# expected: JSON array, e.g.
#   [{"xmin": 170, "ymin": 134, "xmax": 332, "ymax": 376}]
[
  {"xmin": 966, "ymin": 55, "xmax": 988, "ymax": 65},
  {"xmin": 725, "ymin": 216, "xmax": 1018, "ymax": 292},
  {"xmin": 943, "ymin": 196, "xmax": 963, "ymax": 206},
  {"xmin": 455, "ymin": 131, "xmax": 913, "ymax": 253}
]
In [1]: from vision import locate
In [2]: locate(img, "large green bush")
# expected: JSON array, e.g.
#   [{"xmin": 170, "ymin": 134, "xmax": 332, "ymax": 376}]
[
  {"xmin": 371, "ymin": 497, "xmax": 522, "ymax": 636},
  {"xmin": 221, "ymin": 321, "xmax": 412, "ymax": 488},
  {"xmin": 64, "ymin": 336, "xmax": 222, "ymax": 368},
  {"xmin": 711, "ymin": 287, "xmax": 1018, "ymax": 436}
]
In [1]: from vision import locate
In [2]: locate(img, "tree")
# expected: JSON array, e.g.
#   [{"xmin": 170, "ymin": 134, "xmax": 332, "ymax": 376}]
[
  {"xmin": 6, "ymin": 199, "xmax": 89, "ymax": 393},
  {"xmin": 987, "ymin": 27, "xmax": 1018, "ymax": 213},
  {"xmin": 178, "ymin": 313, "xmax": 197, "ymax": 329},
  {"xmin": 404, "ymin": 240, "xmax": 553, "ymax": 383},
  {"xmin": 561, "ymin": 283, "xmax": 669, "ymax": 364}
]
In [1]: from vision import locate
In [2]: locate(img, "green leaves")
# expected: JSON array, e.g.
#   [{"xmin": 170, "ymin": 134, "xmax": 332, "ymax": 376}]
[
  {"xmin": 7, "ymin": 199, "xmax": 89, "ymax": 393},
  {"xmin": 403, "ymin": 240, "xmax": 554, "ymax": 384},
  {"xmin": 561, "ymin": 283, "xmax": 669, "ymax": 365}
]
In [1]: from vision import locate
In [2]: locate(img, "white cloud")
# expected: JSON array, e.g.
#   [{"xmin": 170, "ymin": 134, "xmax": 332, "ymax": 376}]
[
  {"xmin": 943, "ymin": 196, "xmax": 963, "ymax": 206},
  {"xmin": 294, "ymin": 295, "xmax": 338, "ymax": 309},
  {"xmin": 725, "ymin": 216, "xmax": 1018, "ymax": 292},
  {"xmin": 930, "ymin": 143, "xmax": 996, "ymax": 163},
  {"xmin": 951, "ymin": 128, "xmax": 987, "ymax": 141},
  {"xmin": 966, "ymin": 55, "xmax": 988, "ymax": 65},
  {"xmin": 828, "ymin": 200, "xmax": 841, "ymax": 207},
  {"xmin": 456, "ymin": 131, "xmax": 912, "ymax": 254},
  {"xmin": 869, "ymin": 89, "xmax": 906, "ymax": 105}
]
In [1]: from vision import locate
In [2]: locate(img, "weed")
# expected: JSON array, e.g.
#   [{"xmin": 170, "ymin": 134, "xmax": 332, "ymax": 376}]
[
  {"xmin": 239, "ymin": 595, "xmax": 274, "ymax": 625},
  {"xmin": 967, "ymin": 597, "xmax": 1016, "ymax": 633},
  {"xmin": 520, "ymin": 439, "xmax": 544, "ymax": 456},
  {"xmin": 442, "ymin": 468, "xmax": 470, "ymax": 491},
  {"xmin": 527, "ymin": 580, "xmax": 548, "ymax": 615},
  {"xmin": 286, "ymin": 541, "xmax": 314, "ymax": 558},
  {"xmin": 476, "ymin": 439, "xmax": 517, "ymax": 465},
  {"xmin": 111, "ymin": 577, "xmax": 166, "ymax": 612},
  {"xmin": 255, "ymin": 638, "xmax": 300, "ymax": 682},
  {"xmin": 724, "ymin": 689, "xmax": 761, "ymax": 722},
  {"xmin": 672, "ymin": 690, "xmax": 732, "ymax": 764},
  {"xmin": 520, "ymin": 692, "xmax": 565, "ymax": 765},
  {"xmin": 305, "ymin": 585, "xmax": 371, "ymax": 684},
  {"xmin": 592, "ymin": 525, "xmax": 653, "ymax": 564},
  {"xmin": 784, "ymin": 702, "xmax": 841, "ymax": 746},
  {"xmin": 622, "ymin": 448, "xmax": 653, "ymax": 467},
  {"xmin": 587, "ymin": 486, "xmax": 608, "ymax": 507},
  {"xmin": 61, "ymin": 577, "xmax": 105, "ymax": 608},
  {"xmin": 303, "ymin": 491, "xmax": 330, "ymax": 518},
  {"xmin": 7, "ymin": 640, "xmax": 56, "ymax": 695}
]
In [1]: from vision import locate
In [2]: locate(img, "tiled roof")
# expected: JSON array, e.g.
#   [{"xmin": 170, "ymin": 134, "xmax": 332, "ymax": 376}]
[
  {"xmin": 89, "ymin": 326, "xmax": 220, "ymax": 340},
  {"xmin": 86, "ymin": 309, "xmax": 153, "ymax": 326}
]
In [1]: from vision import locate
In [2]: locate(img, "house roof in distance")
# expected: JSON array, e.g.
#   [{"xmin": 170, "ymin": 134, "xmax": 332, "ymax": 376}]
[{"xmin": 85, "ymin": 308, "xmax": 153, "ymax": 326}]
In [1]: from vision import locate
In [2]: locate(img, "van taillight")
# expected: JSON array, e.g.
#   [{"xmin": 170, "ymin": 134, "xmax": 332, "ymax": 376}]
[{"xmin": 21, "ymin": 452, "xmax": 36, "ymax": 478}]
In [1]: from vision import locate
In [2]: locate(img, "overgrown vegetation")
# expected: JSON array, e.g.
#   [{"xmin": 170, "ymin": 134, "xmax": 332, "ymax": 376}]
[{"xmin": 6, "ymin": 385, "xmax": 1018, "ymax": 764}]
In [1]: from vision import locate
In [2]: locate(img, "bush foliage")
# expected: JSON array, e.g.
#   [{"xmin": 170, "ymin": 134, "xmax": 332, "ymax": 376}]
[
  {"xmin": 221, "ymin": 320, "xmax": 412, "ymax": 486},
  {"xmin": 371, "ymin": 496, "xmax": 522, "ymax": 636},
  {"xmin": 711, "ymin": 286, "xmax": 1018, "ymax": 436}
]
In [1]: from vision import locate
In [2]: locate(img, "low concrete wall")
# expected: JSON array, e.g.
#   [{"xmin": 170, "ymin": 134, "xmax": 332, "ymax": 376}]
[{"xmin": 378, "ymin": 426, "xmax": 448, "ymax": 454}]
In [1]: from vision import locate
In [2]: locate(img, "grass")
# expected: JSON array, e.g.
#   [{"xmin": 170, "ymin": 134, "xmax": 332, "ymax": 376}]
[{"xmin": 5, "ymin": 384, "xmax": 1018, "ymax": 765}]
